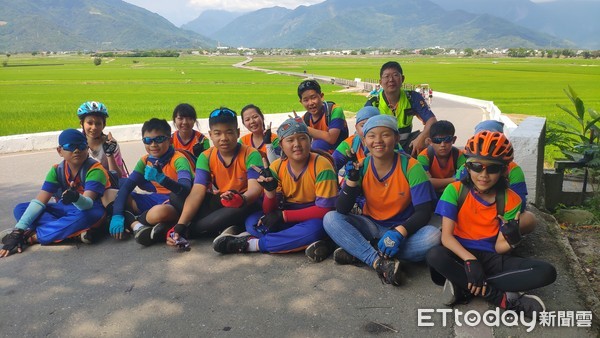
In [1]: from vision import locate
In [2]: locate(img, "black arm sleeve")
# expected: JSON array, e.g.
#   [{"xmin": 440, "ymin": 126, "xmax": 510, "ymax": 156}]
[
  {"xmin": 403, "ymin": 201, "xmax": 434, "ymax": 236},
  {"xmin": 160, "ymin": 177, "xmax": 192, "ymax": 198},
  {"xmin": 336, "ymin": 184, "xmax": 360, "ymax": 215}
]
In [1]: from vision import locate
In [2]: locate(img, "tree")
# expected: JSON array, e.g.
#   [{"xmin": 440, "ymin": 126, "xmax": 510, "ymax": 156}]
[
  {"xmin": 93, "ymin": 57, "xmax": 102, "ymax": 66},
  {"xmin": 464, "ymin": 48, "xmax": 474, "ymax": 56}
]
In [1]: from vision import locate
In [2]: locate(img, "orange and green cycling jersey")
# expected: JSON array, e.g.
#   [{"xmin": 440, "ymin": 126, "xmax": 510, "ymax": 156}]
[
  {"xmin": 436, "ymin": 181, "xmax": 521, "ymax": 252},
  {"xmin": 353, "ymin": 152, "xmax": 435, "ymax": 227},
  {"xmin": 172, "ymin": 130, "xmax": 209, "ymax": 154},
  {"xmin": 42, "ymin": 158, "xmax": 110, "ymax": 197},
  {"xmin": 194, "ymin": 144, "xmax": 262, "ymax": 193},
  {"xmin": 417, "ymin": 146, "xmax": 466, "ymax": 179},
  {"xmin": 455, "ymin": 161, "xmax": 527, "ymax": 211},
  {"xmin": 269, "ymin": 152, "xmax": 338, "ymax": 209},
  {"xmin": 132, "ymin": 150, "xmax": 194, "ymax": 195},
  {"xmin": 239, "ymin": 132, "xmax": 281, "ymax": 158}
]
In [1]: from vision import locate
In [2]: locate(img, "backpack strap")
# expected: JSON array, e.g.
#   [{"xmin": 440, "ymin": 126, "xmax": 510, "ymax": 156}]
[
  {"xmin": 457, "ymin": 183, "xmax": 470, "ymax": 212},
  {"xmin": 399, "ymin": 153, "xmax": 409, "ymax": 176},
  {"xmin": 303, "ymin": 112, "xmax": 311, "ymax": 126},
  {"xmin": 495, "ymin": 188, "xmax": 506, "ymax": 217},
  {"xmin": 456, "ymin": 183, "xmax": 506, "ymax": 217},
  {"xmin": 426, "ymin": 145, "xmax": 435, "ymax": 168},
  {"xmin": 451, "ymin": 147, "xmax": 459, "ymax": 169},
  {"xmin": 351, "ymin": 134, "xmax": 362, "ymax": 154}
]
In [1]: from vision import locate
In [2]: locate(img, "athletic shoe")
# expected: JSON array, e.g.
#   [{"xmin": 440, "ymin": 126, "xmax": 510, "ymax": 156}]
[
  {"xmin": 213, "ymin": 232, "xmax": 251, "ymax": 254},
  {"xmin": 305, "ymin": 239, "xmax": 334, "ymax": 263},
  {"xmin": 123, "ymin": 210, "xmax": 137, "ymax": 234},
  {"xmin": 79, "ymin": 230, "xmax": 93, "ymax": 244},
  {"xmin": 134, "ymin": 225, "xmax": 153, "ymax": 246},
  {"xmin": 150, "ymin": 223, "xmax": 170, "ymax": 242},
  {"xmin": 374, "ymin": 257, "xmax": 406, "ymax": 286},
  {"xmin": 441, "ymin": 279, "xmax": 472, "ymax": 306},
  {"xmin": 333, "ymin": 247, "xmax": 361, "ymax": 265},
  {"xmin": 212, "ymin": 225, "xmax": 244, "ymax": 242},
  {"xmin": 505, "ymin": 292, "xmax": 546, "ymax": 318}
]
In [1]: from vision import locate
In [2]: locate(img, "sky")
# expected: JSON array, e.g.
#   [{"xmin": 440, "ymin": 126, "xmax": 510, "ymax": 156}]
[
  {"xmin": 122, "ymin": 0, "xmax": 588, "ymax": 26},
  {"xmin": 123, "ymin": 0, "xmax": 326, "ymax": 26}
]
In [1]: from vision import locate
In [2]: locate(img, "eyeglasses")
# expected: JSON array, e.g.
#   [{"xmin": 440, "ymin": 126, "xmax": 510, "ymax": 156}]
[
  {"xmin": 142, "ymin": 135, "xmax": 169, "ymax": 145},
  {"xmin": 431, "ymin": 135, "xmax": 455, "ymax": 144},
  {"xmin": 465, "ymin": 162, "xmax": 505, "ymax": 174},
  {"xmin": 61, "ymin": 143, "xmax": 87, "ymax": 152},
  {"xmin": 381, "ymin": 72, "xmax": 402, "ymax": 81},
  {"xmin": 209, "ymin": 108, "xmax": 236, "ymax": 118}
]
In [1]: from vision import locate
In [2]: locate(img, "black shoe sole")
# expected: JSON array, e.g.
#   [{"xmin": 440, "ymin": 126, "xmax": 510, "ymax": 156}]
[
  {"xmin": 305, "ymin": 240, "xmax": 332, "ymax": 263},
  {"xmin": 135, "ymin": 226, "xmax": 153, "ymax": 246}
]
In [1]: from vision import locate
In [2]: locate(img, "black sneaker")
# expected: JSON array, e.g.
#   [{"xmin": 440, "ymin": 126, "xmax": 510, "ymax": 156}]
[
  {"xmin": 441, "ymin": 279, "xmax": 472, "ymax": 306},
  {"xmin": 305, "ymin": 240, "xmax": 334, "ymax": 263},
  {"xmin": 134, "ymin": 225, "xmax": 153, "ymax": 246},
  {"xmin": 123, "ymin": 210, "xmax": 137, "ymax": 234},
  {"xmin": 213, "ymin": 232, "xmax": 251, "ymax": 254},
  {"xmin": 333, "ymin": 247, "xmax": 361, "ymax": 265},
  {"xmin": 374, "ymin": 257, "xmax": 406, "ymax": 286},
  {"xmin": 505, "ymin": 292, "xmax": 545, "ymax": 318},
  {"xmin": 213, "ymin": 225, "xmax": 244, "ymax": 243},
  {"xmin": 79, "ymin": 229, "xmax": 94, "ymax": 244},
  {"xmin": 150, "ymin": 223, "xmax": 170, "ymax": 242}
]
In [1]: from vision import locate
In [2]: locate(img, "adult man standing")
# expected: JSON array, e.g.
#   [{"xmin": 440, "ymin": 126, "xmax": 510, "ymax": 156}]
[{"xmin": 365, "ymin": 61, "xmax": 437, "ymax": 157}]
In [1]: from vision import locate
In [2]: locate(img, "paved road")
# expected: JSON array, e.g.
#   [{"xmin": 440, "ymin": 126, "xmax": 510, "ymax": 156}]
[{"xmin": 0, "ymin": 100, "xmax": 596, "ymax": 336}]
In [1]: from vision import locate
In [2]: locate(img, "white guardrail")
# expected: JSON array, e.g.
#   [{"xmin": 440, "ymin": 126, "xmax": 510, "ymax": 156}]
[{"xmin": 0, "ymin": 92, "xmax": 512, "ymax": 155}]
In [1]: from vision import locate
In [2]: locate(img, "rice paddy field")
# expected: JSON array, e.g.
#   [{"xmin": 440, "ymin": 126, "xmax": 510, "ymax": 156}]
[{"xmin": 1, "ymin": 54, "xmax": 599, "ymax": 137}]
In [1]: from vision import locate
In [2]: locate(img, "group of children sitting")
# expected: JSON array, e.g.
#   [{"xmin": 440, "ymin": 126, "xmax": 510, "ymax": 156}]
[{"xmin": 1, "ymin": 71, "xmax": 557, "ymax": 319}]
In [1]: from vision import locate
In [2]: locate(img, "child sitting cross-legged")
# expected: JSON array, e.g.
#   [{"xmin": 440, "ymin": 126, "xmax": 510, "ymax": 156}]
[
  {"xmin": 426, "ymin": 131, "xmax": 556, "ymax": 318},
  {"xmin": 1, "ymin": 129, "xmax": 110, "ymax": 257}
]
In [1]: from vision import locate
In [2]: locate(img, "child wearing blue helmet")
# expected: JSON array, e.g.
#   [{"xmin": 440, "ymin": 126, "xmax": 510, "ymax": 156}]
[{"xmin": 77, "ymin": 101, "xmax": 127, "ymax": 180}]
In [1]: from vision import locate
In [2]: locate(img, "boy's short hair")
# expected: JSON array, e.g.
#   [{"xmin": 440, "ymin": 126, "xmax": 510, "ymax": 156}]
[
  {"xmin": 172, "ymin": 103, "xmax": 197, "ymax": 121},
  {"xmin": 379, "ymin": 61, "xmax": 403, "ymax": 77},
  {"xmin": 297, "ymin": 79, "xmax": 321, "ymax": 98},
  {"xmin": 429, "ymin": 120, "xmax": 455, "ymax": 138},
  {"xmin": 208, "ymin": 107, "xmax": 238, "ymax": 129},
  {"xmin": 142, "ymin": 118, "xmax": 171, "ymax": 136}
]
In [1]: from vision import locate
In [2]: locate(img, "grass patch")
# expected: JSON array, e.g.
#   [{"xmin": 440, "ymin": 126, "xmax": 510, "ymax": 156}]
[{"xmin": 1, "ymin": 54, "xmax": 599, "ymax": 146}]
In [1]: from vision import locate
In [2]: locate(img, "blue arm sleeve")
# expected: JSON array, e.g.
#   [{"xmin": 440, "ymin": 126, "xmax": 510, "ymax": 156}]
[{"xmin": 112, "ymin": 178, "xmax": 136, "ymax": 216}]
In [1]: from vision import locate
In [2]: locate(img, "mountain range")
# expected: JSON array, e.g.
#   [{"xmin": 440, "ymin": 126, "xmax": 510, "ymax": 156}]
[
  {"xmin": 1, "ymin": 0, "xmax": 593, "ymax": 52},
  {"xmin": 204, "ymin": 0, "xmax": 570, "ymax": 49},
  {"xmin": 0, "ymin": 0, "xmax": 212, "ymax": 52}
]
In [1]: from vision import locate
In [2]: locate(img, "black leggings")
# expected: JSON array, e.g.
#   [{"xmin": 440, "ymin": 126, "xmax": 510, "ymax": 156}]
[
  {"xmin": 426, "ymin": 246, "xmax": 557, "ymax": 305},
  {"xmin": 171, "ymin": 193, "xmax": 260, "ymax": 237}
]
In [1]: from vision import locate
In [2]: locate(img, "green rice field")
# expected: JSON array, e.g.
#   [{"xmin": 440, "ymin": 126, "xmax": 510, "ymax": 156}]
[{"xmin": 1, "ymin": 54, "xmax": 599, "ymax": 137}]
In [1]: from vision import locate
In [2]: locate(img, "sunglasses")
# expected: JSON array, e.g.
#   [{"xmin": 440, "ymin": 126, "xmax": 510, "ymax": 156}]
[
  {"xmin": 61, "ymin": 143, "xmax": 87, "ymax": 152},
  {"xmin": 466, "ymin": 162, "xmax": 505, "ymax": 174},
  {"xmin": 142, "ymin": 135, "xmax": 169, "ymax": 145},
  {"xmin": 431, "ymin": 135, "xmax": 455, "ymax": 144},
  {"xmin": 209, "ymin": 108, "xmax": 236, "ymax": 118}
]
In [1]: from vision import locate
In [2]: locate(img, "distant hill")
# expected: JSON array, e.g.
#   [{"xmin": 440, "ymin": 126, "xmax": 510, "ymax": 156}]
[
  {"xmin": 181, "ymin": 9, "xmax": 245, "ymax": 37},
  {"xmin": 0, "ymin": 0, "xmax": 214, "ymax": 52},
  {"xmin": 209, "ymin": 0, "xmax": 571, "ymax": 49},
  {"xmin": 430, "ymin": 0, "xmax": 600, "ymax": 49}
]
